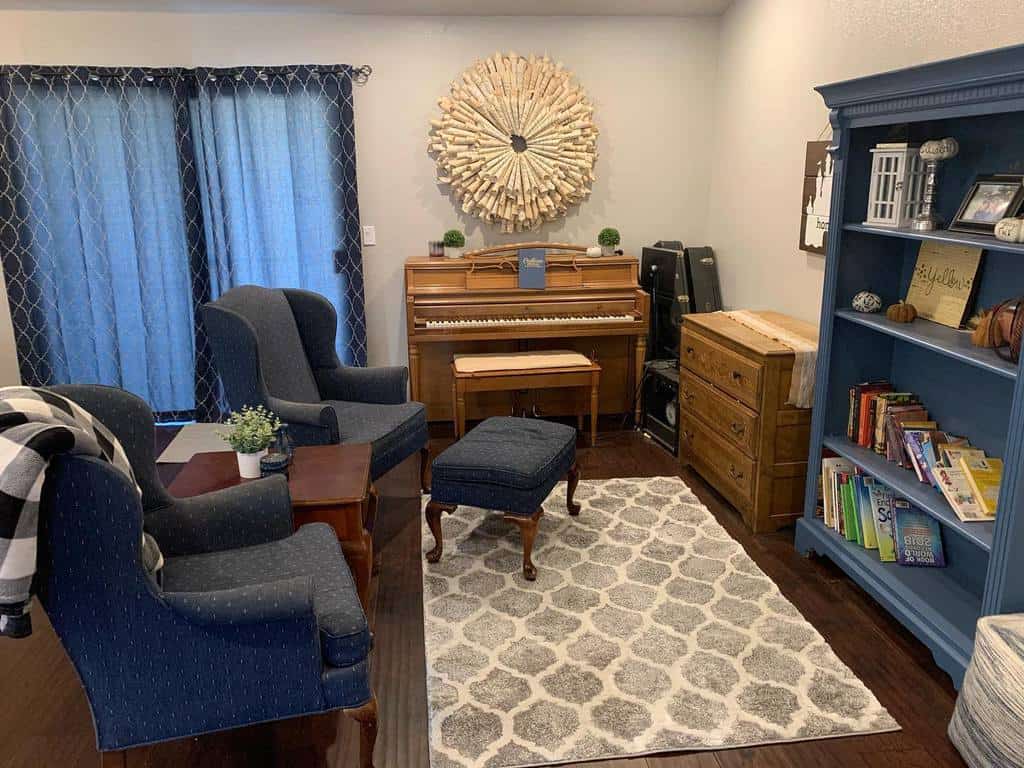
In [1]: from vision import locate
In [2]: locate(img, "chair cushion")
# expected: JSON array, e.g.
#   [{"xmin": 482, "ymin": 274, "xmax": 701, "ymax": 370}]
[
  {"xmin": 453, "ymin": 350, "xmax": 593, "ymax": 373},
  {"xmin": 161, "ymin": 523, "xmax": 369, "ymax": 668},
  {"xmin": 434, "ymin": 417, "xmax": 576, "ymax": 489},
  {"xmin": 327, "ymin": 400, "xmax": 428, "ymax": 479},
  {"xmin": 431, "ymin": 417, "xmax": 576, "ymax": 515}
]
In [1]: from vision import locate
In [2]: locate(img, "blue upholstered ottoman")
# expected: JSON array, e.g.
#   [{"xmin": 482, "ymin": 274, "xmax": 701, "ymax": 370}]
[{"xmin": 425, "ymin": 417, "xmax": 580, "ymax": 580}]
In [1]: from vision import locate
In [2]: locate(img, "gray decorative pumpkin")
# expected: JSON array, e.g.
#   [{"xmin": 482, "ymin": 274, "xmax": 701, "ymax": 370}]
[{"xmin": 852, "ymin": 291, "xmax": 882, "ymax": 313}]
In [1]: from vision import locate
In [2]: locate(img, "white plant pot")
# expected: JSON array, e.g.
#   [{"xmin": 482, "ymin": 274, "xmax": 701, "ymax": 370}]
[
  {"xmin": 601, "ymin": 244, "xmax": 615, "ymax": 256},
  {"xmin": 236, "ymin": 448, "xmax": 268, "ymax": 479},
  {"xmin": 444, "ymin": 246, "xmax": 464, "ymax": 260}
]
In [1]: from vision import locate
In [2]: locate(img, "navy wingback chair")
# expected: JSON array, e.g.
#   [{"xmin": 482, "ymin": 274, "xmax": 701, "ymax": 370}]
[
  {"xmin": 202, "ymin": 285, "xmax": 429, "ymax": 490},
  {"xmin": 37, "ymin": 385, "xmax": 378, "ymax": 767}
]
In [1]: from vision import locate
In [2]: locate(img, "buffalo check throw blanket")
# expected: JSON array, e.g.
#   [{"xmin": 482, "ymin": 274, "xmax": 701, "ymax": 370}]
[{"xmin": 0, "ymin": 387, "xmax": 163, "ymax": 638}]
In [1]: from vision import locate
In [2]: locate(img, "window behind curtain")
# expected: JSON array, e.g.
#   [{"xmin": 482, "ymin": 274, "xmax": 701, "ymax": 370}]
[
  {"xmin": 0, "ymin": 72, "xmax": 197, "ymax": 416},
  {"xmin": 0, "ymin": 66, "xmax": 366, "ymax": 420},
  {"xmin": 188, "ymin": 70, "xmax": 365, "ymax": 364}
]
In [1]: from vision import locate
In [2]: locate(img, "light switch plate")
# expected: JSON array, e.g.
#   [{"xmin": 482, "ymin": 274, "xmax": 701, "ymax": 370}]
[{"xmin": 362, "ymin": 225, "xmax": 376, "ymax": 246}]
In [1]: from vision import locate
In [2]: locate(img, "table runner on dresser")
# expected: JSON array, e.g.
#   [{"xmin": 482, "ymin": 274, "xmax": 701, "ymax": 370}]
[{"xmin": 721, "ymin": 311, "xmax": 817, "ymax": 408}]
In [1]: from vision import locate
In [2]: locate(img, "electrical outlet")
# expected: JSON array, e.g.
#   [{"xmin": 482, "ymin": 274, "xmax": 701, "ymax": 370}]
[{"xmin": 362, "ymin": 225, "xmax": 376, "ymax": 246}]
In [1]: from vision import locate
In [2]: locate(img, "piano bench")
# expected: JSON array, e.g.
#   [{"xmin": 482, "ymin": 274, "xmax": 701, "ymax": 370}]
[{"xmin": 450, "ymin": 351, "xmax": 601, "ymax": 445}]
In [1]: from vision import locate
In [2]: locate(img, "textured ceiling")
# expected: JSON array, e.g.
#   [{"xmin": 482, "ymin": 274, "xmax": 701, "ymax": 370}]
[{"xmin": 0, "ymin": 0, "xmax": 732, "ymax": 14}]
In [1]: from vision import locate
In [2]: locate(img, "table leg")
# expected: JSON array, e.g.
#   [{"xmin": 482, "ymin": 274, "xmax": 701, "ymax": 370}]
[
  {"xmin": 455, "ymin": 381, "xmax": 466, "ymax": 438},
  {"xmin": 341, "ymin": 532, "xmax": 373, "ymax": 612}
]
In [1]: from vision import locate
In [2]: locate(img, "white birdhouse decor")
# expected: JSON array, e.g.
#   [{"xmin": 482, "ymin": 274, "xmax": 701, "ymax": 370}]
[
  {"xmin": 864, "ymin": 143, "xmax": 926, "ymax": 228},
  {"xmin": 428, "ymin": 52, "xmax": 599, "ymax": 233}
]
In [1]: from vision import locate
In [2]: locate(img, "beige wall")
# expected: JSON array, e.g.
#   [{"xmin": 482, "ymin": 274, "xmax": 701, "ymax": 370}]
[
  {"xmin": 0, "ymin": 10, "xmax": 719, "ymax": 375},
  {"xmin": 707, "ymin": 0, "xmax": 1024, "ymax": 326},
  {"xmin": 4, "ymin": 4, "xmax": 1024, "ymax": 387}
]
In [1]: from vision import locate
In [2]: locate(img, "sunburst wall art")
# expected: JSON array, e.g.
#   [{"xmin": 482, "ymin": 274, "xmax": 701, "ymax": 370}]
[{"xmin": 428, "ymin": 52, "xmax": 599, "ymax": 233}]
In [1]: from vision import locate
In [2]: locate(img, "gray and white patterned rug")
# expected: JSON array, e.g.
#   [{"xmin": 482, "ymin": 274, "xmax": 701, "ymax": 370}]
[{"xmin": 421, "ymin": 476, "xmax": 898, "ymax": 768}]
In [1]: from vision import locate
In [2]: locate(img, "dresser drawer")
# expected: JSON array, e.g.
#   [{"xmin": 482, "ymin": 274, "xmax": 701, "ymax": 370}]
[
  {"xmin": 680, "ymin": 412, "xmax": 756, "ymax": 507},
  {"xmin": 681, "ymin": 330, "xmax": 763, "ymax": 410},
  {"xmin": 679, "ymin": 369, "xmax": 759, "ymax": 458}
]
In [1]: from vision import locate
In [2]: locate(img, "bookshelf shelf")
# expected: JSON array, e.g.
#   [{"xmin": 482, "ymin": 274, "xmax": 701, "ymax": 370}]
[
  {"xmin": 822, "ymin": 434, "xmax": 994, "ymax": 551},
  {"xmin": 799, "ymin": 46, "xmax": 1024, "ymax": 689},
  {"xmin": 843, "ymin": 222, "xmax": 1024, "ymax": 256},
  {"xmin": 834, "ymin": 309, "xmax": 1017, "ymax": 380},
  {"xmin": 797, "ymin": 519, "xmax": 979, "ymax": 680}
]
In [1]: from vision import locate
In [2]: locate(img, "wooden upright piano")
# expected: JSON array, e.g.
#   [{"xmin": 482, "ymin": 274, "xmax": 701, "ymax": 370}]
[{"xmin": 405, "ymin": 243, "xmax": 650, "ymax": 423}]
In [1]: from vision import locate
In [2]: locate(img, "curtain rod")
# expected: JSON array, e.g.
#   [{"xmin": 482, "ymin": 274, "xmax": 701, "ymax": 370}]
[{"xmin": 0, "ymin": 64, "xmax": 373, "ymax": 85}]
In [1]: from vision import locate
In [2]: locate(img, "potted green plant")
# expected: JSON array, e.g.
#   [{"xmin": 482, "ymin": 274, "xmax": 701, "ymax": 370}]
[
  {"xmin": 443, "ymin": 229, "xmax": 466, "ymax": 259},
  {"xmin": 598, "ymin": 227, "xmax": 620, "ymax": 256},
  {"xmin": 218, "ymin": 405, "xmax": 283, "ymax": 478}
]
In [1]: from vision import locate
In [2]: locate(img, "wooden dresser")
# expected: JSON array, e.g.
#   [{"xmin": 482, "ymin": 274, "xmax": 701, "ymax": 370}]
[{"xmin": 678, "ymin": 311, "xmax": 816, "ymax": 533}]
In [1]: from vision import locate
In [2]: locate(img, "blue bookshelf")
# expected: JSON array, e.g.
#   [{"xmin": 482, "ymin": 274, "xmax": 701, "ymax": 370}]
[{"xmin": 795, "ymin": 44, "xmax": 1024, "ymax": 689}]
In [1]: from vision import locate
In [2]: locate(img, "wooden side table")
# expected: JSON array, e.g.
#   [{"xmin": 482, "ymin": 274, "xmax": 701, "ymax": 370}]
[{"xmin": 168, "ymin": 444, "xmax": 375, "ymax": 611}]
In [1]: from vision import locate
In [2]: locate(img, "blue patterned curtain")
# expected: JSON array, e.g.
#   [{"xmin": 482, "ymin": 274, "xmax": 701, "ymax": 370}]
[{"xmin": 0, "ymin": 64, "xmax": 368, "ymax": 421}]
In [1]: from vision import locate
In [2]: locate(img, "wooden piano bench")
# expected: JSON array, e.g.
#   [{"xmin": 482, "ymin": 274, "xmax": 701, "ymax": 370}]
[{"xmin": 451, "ymin": 351, "xmax": 601, "ymax": 445}]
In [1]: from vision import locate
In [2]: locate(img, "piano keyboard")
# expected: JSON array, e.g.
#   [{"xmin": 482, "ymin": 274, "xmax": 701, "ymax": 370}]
[{"xmin": 425, "ymin": 314, "xmax": 635, "ymax": 329}]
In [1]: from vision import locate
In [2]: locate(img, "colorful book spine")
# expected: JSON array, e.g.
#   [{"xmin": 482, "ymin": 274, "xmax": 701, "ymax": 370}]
[
  {"xmin": 854, "ymin": 475, "xmax": 878, "ymax": 549},
  {"xmin": 893, "ymin": 503, "xmax": 945, "ymax": 567},
  {"xmin": 960, "ymin": 457, "xmax": 1003, "ymax": 518},
  {"xmin": 934, "ymin": 464, "xmax": 988, "ymax": 522},
  {"xmin": 868, "ymin": 483, "xmax": 897, "ymax": 562},
  {"xmin": 840, "ymin": 474, "xmax": 860, "ymax": 543}
]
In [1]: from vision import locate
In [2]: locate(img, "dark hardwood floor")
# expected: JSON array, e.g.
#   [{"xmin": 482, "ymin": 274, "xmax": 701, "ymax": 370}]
[{"xmin": 0, "ymin": 425, "xmax": 966, "ymax": 768}]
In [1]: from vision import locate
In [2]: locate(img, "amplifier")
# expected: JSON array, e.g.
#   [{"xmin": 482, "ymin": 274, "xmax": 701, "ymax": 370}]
[{"xmin": 640, "ymin": 362, "xmax": 679, "ymax": 455}]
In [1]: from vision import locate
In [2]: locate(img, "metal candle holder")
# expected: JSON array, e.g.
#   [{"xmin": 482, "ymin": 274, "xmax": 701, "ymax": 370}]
[{"xmin": 912, "ymin": 137, "xmax": 959, "ymax": 231}]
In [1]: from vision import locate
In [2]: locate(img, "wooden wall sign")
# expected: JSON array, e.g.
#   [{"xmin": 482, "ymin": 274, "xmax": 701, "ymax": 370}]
[{"xmin": 800, "ymin": 140, "xmax": 833, "ymax": 255}]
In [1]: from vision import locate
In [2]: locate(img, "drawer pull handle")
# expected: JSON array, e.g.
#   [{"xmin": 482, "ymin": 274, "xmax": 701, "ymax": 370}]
[
  {"xmin": 730, "ymin": 422, "xmax": 745, "ymax": 437},
  {"xmin": 682, "ymin": 430, "xmax": 694, "ymax": 442},
  {"xmin": 731, "ymin": 370, "xmax": 743, "ymax": 382},
  {"xmin": 728, "ymin": 465, "xmax": 745, "ymax": 481},
  {"xmin": 685, "ymin": 346, "xmax": 695, "ymax": 356},
  {"xmin": 682, "ymin": 390, "xmax": 695, "ymax": 403}
]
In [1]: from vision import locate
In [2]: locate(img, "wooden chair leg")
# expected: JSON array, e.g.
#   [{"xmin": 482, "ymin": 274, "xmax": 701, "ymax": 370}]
[
  {"xmin": 343, "ymin": 694, "xmax": 379, "ymax": 768},
  {"xmin": 425, "ymin": 500, "xmax": 455, "ymax": 563},
  {"xmin": 419, "ymin": 446, "xmax": 431, "ymax": 493},
  {"xmin": 505, "ymin": 508, "xmax": 542, "ymax": 581},
  {"xmin": 566, "ymin": 462, "xmax": 581, "ymax": 516}
]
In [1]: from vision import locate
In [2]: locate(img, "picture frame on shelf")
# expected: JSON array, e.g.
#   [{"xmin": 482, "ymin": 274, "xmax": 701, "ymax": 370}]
[{"xmin": 949, "ymin": 174, "xmax": 1024, "ymax": 234}]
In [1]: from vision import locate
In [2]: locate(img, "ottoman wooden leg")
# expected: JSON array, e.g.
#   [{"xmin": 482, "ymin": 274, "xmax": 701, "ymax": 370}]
[
  {"xmin": 425, "ymin": 500, "xmax": 455, "ymax": 563},
  {"xmin": 419, "ymin": 446, "xmax": 431, "ymax": 494},
  {"xmin": 566, "ymin": 462, "xmax": 581, "ymax": 516},
  {"xmin": 505, "ymin": 508, "xmax": 543, "ymax": 581}
]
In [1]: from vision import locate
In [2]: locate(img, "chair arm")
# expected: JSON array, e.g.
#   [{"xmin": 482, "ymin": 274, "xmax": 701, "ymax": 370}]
[
  {"xmin": 316, "ymin": 365, "xmax": 409, "ymax": 405},
  {"xmin": 150, "ymin": 475, "xmax": 294, "ymax": 557},
  {"xmin": 265, "ymin": 396, "xmax": 339, "ymax": 443},
  {"xmin": 164, "ymin": 576, "xmax": 315, "ymax": 626}
]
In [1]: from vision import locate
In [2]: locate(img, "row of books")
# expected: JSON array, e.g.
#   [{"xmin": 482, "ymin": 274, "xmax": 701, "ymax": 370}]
[
  {"xmin": 821, "ymin": 458, "xmax": 945, "ymax": 567},
  {"xmin": 847, "ymin": 380, "xmax": 1002, "ymax": 523}
]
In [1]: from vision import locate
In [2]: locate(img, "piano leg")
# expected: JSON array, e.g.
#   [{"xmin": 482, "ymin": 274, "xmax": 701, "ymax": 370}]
[
  {"xmin": 409, "ymin": 342, "xmax": 421, "ymax": 402},
  {"xmin": 634, "ymin": 335, "xmax": 646, "ymax": 425},
  {"xmin": 590, "ymin": 369, "xmax": 600, "ymax": 446}
]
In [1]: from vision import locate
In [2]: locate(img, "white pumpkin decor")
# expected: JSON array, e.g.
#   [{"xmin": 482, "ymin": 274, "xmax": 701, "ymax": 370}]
[
  {"xmin": 428, "ymin": 52, "xmax": 599, "ymax": 233},
  {"xmin": 995, "ymin": 217, "xmax": 1024, "ymax": 244},
  {"xmin": 852, "ymin": 291, "xmax": 883, "ymax": 313}
]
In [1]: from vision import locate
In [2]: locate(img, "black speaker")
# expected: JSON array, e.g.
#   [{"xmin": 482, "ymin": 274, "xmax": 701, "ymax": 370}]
[{"xmin": 641, "ymin": 363, "xmax": 679, "ymax": 455}]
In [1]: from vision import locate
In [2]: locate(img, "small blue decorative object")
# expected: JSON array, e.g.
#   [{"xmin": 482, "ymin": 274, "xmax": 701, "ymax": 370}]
[{"xmin": 852, "ymin": 290, "xmax": 882, "ymax": 313}]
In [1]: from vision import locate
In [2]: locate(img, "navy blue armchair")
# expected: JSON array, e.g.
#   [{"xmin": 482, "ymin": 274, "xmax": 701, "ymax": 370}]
[
  {"xmin": 38, "ymin": 385, "xmax": 378, "ymax": 767},
  {"xmin": 202, "ymin": 285, "xmax": 429, "ymax": 490}
]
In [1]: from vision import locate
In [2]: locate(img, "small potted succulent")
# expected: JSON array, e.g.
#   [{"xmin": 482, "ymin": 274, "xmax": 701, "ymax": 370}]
[
  {"xmin": 218, "ymin": 405, "xmax": 283, "ymax": 479},
  {"xmin": 598, "ymin": 227, "xmax": 620, "ymax": 256},
  {"xmin": 443, "ymin": 229, "xmax": 466, "ymax": 259}
]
